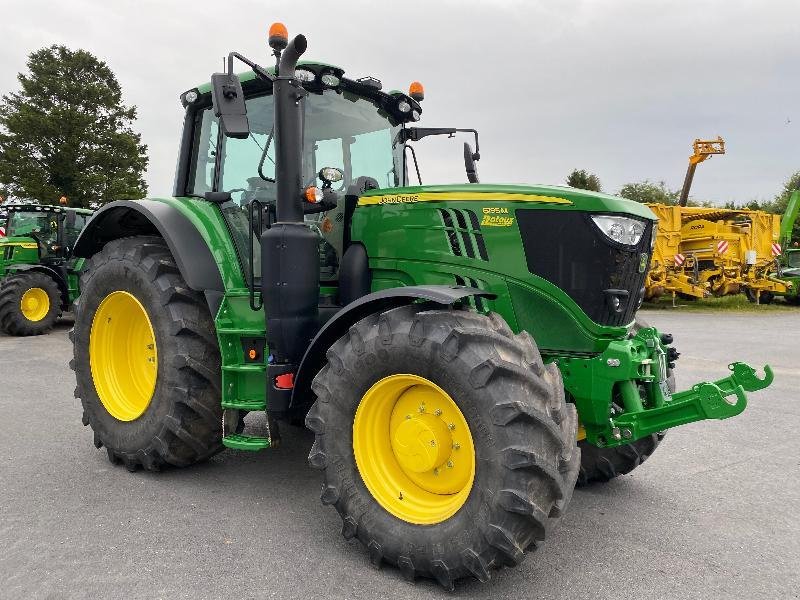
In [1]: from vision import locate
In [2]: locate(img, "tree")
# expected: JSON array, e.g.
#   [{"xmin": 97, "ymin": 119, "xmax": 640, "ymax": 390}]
[
  {"xmin": 566, "ymin": 169, "xmax": 602, "ymax": 192},
  {"xmin": 0, "ymin": 46, "xmax": 147, "ymax": 208},
  {"xmin": 617, "ymin": 180, "xmax": 679, "ymax": 205}
]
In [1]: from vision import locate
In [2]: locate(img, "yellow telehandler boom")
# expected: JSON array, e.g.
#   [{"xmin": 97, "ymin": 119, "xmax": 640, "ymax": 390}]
[{"xmin": 678, "ymin": 137, "xmax": 725, "ymax": 207}]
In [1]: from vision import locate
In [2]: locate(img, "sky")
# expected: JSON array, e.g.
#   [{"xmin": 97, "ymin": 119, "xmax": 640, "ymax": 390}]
[{"xmin": 1, "ymin": 0, "xmax": 798, "ymax": 205}]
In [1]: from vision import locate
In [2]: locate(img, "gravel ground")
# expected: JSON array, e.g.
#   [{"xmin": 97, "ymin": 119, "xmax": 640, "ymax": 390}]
[{"xmin": 0, "ymin": 309, "xmax": 797, "ymax": 599}]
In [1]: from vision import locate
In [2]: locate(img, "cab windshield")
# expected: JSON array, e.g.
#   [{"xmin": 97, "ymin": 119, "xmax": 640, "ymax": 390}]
[
  {"xmin": 7, "ymin": 211, "xmax": 58, "ymax": 243},
  {"xmin": 189, "ymin": 89, "xmax": 404, "ymax": 282}
]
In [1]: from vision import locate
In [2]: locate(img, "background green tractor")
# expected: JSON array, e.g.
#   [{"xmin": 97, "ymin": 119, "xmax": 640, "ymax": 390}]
[
  {"xmin": 0, "ymin": 203, "xmax": 92, "ymax": 335},
  {"xmin": 772, "ymin": 190, "xmax": 800, "ymax": 304},
  {"xmin": 69, "ymin": 25, "xmax": 772, "ymax": 588}
]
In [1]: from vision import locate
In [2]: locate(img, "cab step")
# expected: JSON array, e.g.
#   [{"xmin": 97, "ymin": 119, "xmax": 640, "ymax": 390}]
[
  {"xmin": 222, "ymin": 433, "xmax": 271, "ymax": 451},
  {"xmin": 221, "ymin": 398, "xmax": 267, "ymax": 411}
]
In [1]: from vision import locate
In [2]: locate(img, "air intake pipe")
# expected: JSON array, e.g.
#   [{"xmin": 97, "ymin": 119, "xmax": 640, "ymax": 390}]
[
  {"xmin": 261, "ymin": 32, "xmax": 319, "ymax": 381},
  {"xmin": 273, "ymin": 34, "xmax": 307, "ymax": 224}
]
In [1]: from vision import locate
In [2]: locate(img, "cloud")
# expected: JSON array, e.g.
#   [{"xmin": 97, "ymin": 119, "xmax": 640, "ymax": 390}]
[{"xmin": 1, "ymin": 0, "xmax": 798, "ymax": 203}]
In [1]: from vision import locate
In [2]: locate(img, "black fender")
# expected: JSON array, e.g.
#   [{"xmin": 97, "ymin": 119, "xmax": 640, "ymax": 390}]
[
  {"xmin": 5, "ymin": 264, "xmax": 69, "ymax": 310},
  {"xmin": 73, "ymin": 200, "xmax": 224, "ymax": 295},
  {"xmin": 287, "ymin": 285, "xmax": 496, "ymax": 416}
]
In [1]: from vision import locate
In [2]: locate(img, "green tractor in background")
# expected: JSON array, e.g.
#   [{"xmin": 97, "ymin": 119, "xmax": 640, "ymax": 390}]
[
  {"xmin": 771, "ymin": 190, "xmax": 800, "ymax": 304},
  {"xmin": 0, "ymin": 203, "xmax": 93, "ymax": 335},
  {"xmin": 69, "ymin": 25, "xmax": 773, "ymax": 588}
]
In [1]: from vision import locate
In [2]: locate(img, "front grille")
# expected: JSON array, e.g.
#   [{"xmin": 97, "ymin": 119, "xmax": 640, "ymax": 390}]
[
  {"xmin": 437, "ymin": 208, "xmax": 489, "ymax": 261},
  {"xmin": 516, "ymin": 210, "xmax": 652, "ymax": 326}
]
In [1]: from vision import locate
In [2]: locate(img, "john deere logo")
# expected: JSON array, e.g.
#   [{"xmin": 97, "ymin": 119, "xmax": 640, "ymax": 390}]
[
  {"xmin": 639, "ymin": 253, "xmax": 649, "ymax": 273},
  {"xmin": 379, "ymin": 193, "xmax": 419, "ymax": 205}
]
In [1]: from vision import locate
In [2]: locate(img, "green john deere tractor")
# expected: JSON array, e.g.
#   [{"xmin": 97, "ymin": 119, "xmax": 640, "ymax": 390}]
[
  {"xmin": 772, "ymin": 190, "xmax": 800, "ymax": 304},
  {"xmin": 69, "ymin": 25, "xmax": 773, "ymax": 588},
  {"xmin": 0, "ymin": 203, "xmax": 92, "ymax": 335}
]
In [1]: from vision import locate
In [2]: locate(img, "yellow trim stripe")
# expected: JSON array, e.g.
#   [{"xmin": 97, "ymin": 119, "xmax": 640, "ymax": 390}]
[
  {"xmin": 0, "ymin": 242, "xmax": 38, "ymax": 249},
  {"xmin": 358, "ymin": 191, "xmax": 572, "ymax": 206}
]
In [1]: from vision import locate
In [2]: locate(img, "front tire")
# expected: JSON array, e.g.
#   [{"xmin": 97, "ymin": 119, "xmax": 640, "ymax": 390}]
[
  {"xmin": 0, "ymin": 272, "xmax": 61, "ymax": 336},
  {"xmin": 71, "ymin": 236, "xmax": 223, "ymax": 471},
  {"xmin": 306, "ymin": 305, "xmax": 579, "ymax": 589}
]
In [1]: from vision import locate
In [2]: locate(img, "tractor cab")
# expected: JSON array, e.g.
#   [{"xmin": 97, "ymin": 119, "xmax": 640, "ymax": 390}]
[
  {"xmin": 1, "ymin": 204, "xmax": 90, "ymax": 268},
  {"xmin": 181, "ymin": 62, "xmax": 479, "ymax": 290}
]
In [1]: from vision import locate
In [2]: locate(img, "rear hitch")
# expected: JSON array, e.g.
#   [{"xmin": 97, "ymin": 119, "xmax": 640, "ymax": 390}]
[{"xmin": 597, "ymin": 362, "xmax": 773, "ymax": 447}]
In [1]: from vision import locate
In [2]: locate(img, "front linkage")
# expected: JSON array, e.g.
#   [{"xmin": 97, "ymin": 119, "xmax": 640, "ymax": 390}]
[{"xmin": 560, "ymin": 326, "xmax": 773, "ymax": 448}]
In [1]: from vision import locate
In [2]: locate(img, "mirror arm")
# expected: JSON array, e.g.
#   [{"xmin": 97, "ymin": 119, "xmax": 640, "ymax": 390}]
[
  {"xmin": 401, "ymin": 127, "xmax": 480, "ymax": 161},
  {"xmin": 227, "ymin": 52, "xmax": 274, "ymax": 82}
]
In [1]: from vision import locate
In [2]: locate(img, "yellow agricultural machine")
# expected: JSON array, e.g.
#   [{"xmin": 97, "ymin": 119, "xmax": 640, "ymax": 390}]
[
  {"xmin": 644, "ymin": 136, "xmax": 791, "ymax": 303},
  {"xmin": 645, "ymin": 204, "xmax": 791, "ymax": 302}
]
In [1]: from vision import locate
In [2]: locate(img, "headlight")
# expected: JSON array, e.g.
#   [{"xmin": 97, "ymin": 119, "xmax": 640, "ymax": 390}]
[
  {"xmin": 591, "ymin": 215, "xmax": 646, "ymax": 246},
  {"xmin": 397, "ymin": 99, "xmax": 411, "ymax": 113},
  {"xmin": 294, "ymin": 68, "xmax": 316, "ymax": 83},
  {"xmin": 184, "ymin": 90, "xmax": 198, "ymax": 104}
]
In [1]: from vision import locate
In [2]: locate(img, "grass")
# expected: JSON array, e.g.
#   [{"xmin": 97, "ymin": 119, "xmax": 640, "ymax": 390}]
[{"xmin": 643, "ymin": 294, "xmax": 799, "ymax": 312}]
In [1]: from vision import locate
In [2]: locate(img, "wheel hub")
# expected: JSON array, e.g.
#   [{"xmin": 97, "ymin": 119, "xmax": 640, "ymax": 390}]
[
  {"xmin": 353, "ymin": 374, "xmax": 475, "ymax": 525},
  {"xmin": 20, "ymin": 288, "xmax": 49, "ymax": 322},
  {"xmin": 391, "ymin": 413, "xmax": 452, "ymax": 473},
  {"xmin": 89, "ymin": 291, "xmax": 158, "ymax": 422}
]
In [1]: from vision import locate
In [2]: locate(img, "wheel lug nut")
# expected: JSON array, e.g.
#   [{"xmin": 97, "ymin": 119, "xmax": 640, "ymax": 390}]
[
  {"xmin": 452, "ymin": 443, "xmax": 460, "ymax": 450},
  {"xmin": 448, "ymin": 423, "xmax": 455, "ymax": 430},
  {"xmin": 446, "ymin": 461, "xmax": 453, "ymax": 468},
  {"xmin": 434, "ymin": 409, "xmax": 442, "ymax": 416}
]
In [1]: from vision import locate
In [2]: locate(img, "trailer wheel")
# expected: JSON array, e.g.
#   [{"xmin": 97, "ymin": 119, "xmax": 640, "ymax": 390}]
[
  {"xmin": 577, "ymin": 318, "xmax": 675, "ymax": 485},
  {"xmin": 71, "ymin": 236, "xmax": 223, "ymax": 471},
  {"xmin": 745, "ymin": 289, "xmax": 774, "ymax": 304},
  {"xmin": 306, "ymin": 305, "xmax": 579, "ymax": 589},
  {"xmin": 0, "ymin": 272, "xmax": 61, "ymax": 336}
]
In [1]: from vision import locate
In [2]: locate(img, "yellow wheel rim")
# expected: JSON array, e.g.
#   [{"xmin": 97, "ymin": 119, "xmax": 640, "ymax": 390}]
[
  {"xmin": 353, "ymin": 374, "xmax": 475, "ymax": 525},
  {"xmin": 89, "ymin": 291, "xmax": 158, "ymax": 421},
  {"xmin": 20, "ymin": 288, "xmax": 49, "ymax": 322}
]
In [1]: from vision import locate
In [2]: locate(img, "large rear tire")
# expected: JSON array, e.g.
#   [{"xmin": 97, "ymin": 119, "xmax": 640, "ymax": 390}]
[
  {"xmin": 577, "ymin": 318, "xmax": 674, "ymax": 485},
  {"xmin": 0, "ymin": 272, "xmax": 61, "ymax": 336},
  {"xmin": 71, "ymin": 236, "xmax": 223, "ymax": 471},
  {"xmin": 306, "ymin": 305, "xmax": 579, "ymax": 589}
]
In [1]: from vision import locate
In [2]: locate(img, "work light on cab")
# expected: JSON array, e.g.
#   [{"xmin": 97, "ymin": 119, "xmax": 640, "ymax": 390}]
[
  {"xmin": 320, "ymin": 72, "xmax": 340, "ymax": 87},
  {"xmin": 294, "ymin": 68, "xmax": 316, "ymax": 83},
  {"xmin": 319, "ymin": 167, "xmax": 343, "ymax": 185}
]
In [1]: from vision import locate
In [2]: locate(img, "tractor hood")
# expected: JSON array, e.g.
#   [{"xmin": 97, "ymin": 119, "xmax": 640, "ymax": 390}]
[
  {"xmin": 0, "ymin": 236, "xmax": 38, "ymax": 248},
  {"xmin": 359, "ymin": 183, "xmax": 657, "ymax": 220}
]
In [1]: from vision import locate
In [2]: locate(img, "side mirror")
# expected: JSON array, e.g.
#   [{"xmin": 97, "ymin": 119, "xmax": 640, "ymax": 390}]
[
  {"xmin": 464, "ymin": 142, "xmax": 480, "ymax": 184},
  {"xmin": 211, "ymin": 72, "xmax": 250, "ymax": 139}
]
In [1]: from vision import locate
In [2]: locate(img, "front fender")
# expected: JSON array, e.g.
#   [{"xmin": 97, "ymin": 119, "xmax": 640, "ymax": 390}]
[
  {"xmin": 287, "ymin": 285, "xmax": 496, "ymax": 416},
  {"xmin": 73, "ymin": 200, "xmax": 224, "ymax": 293}
]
